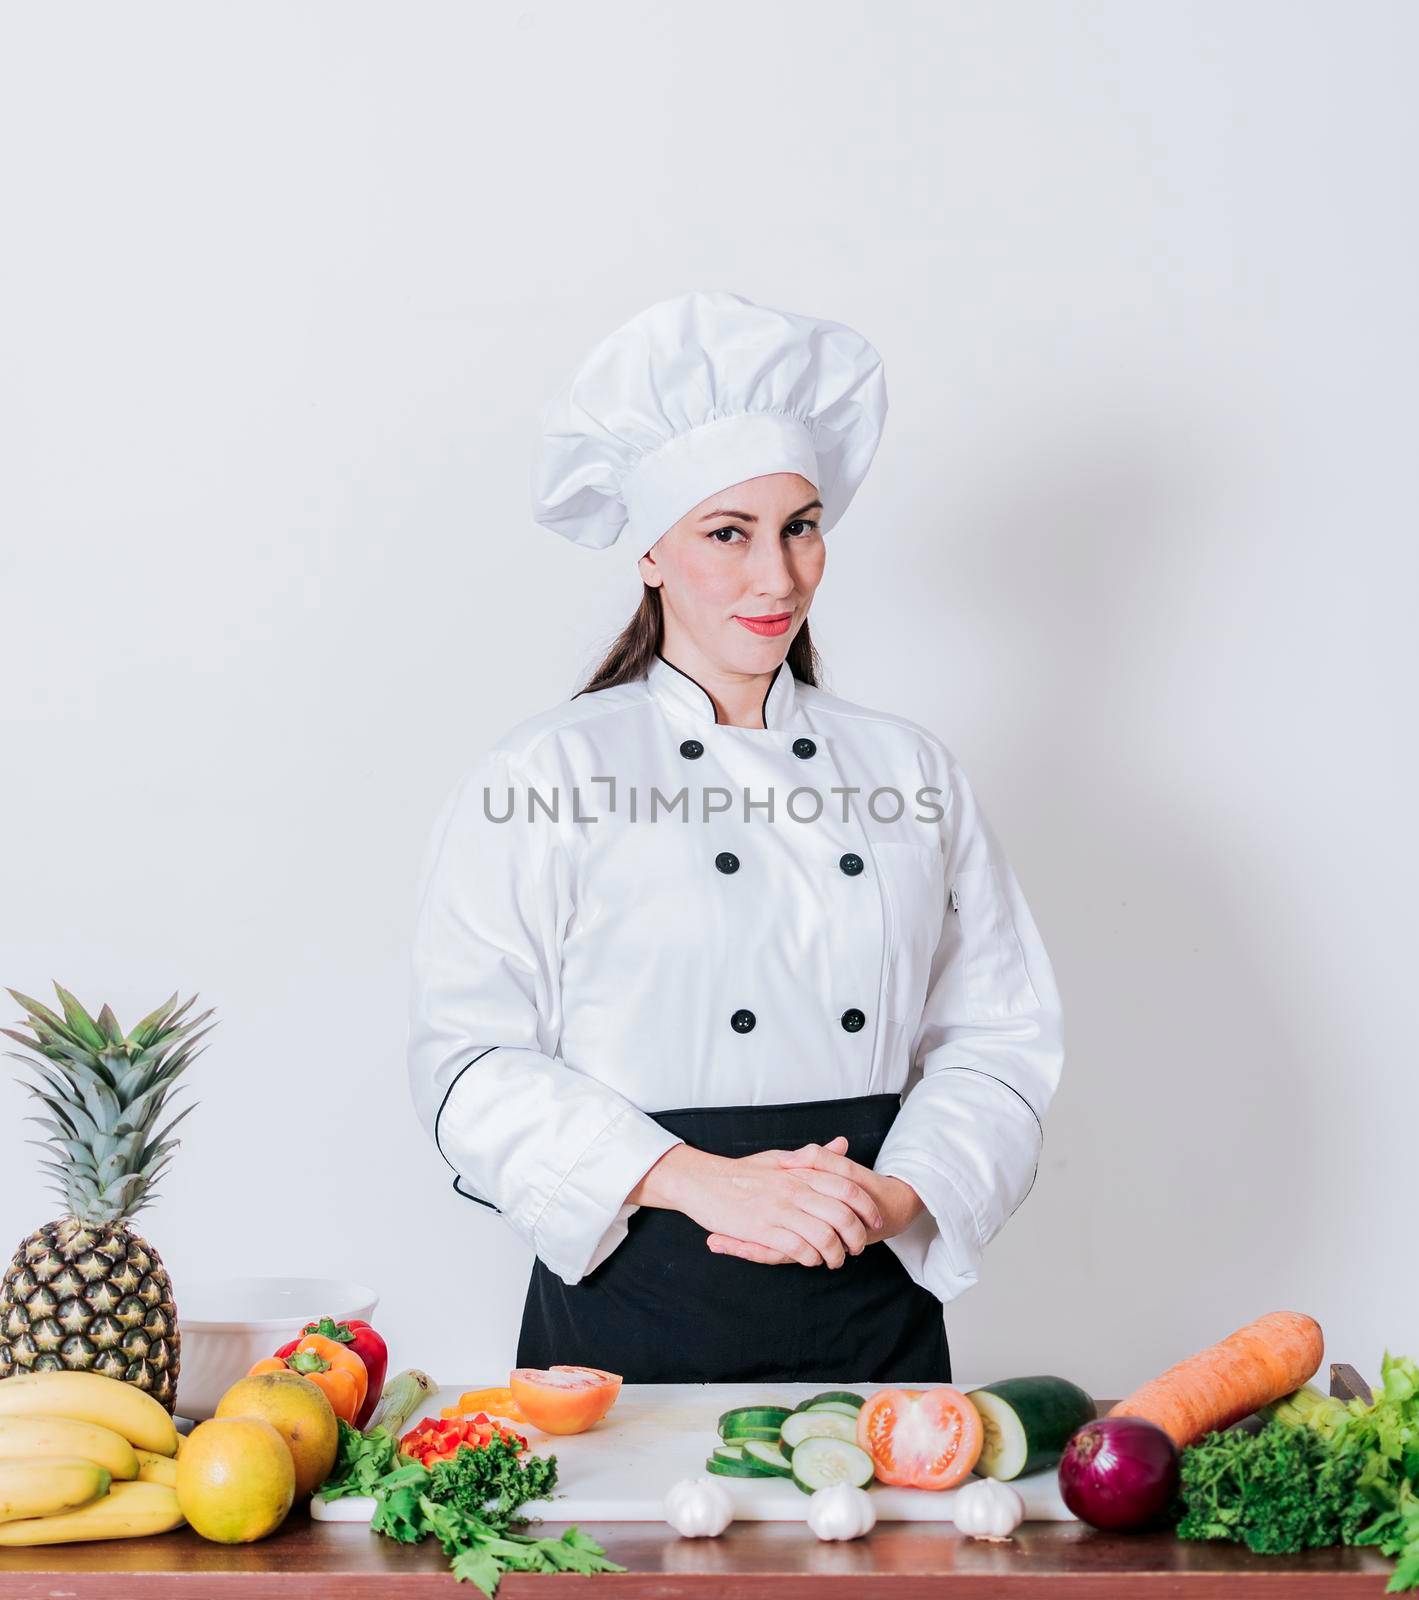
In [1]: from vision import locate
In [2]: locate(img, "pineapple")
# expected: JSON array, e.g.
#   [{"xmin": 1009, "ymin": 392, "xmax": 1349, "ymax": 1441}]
[{"xmin": 0, "ymin": 984, "xmax": 213, "ymax": 1414}]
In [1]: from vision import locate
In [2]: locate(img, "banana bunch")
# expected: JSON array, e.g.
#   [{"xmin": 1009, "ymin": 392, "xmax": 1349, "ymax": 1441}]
[{"xmin": 0, "ymin": 1372, "xmax": 184, "ymax": 1544}]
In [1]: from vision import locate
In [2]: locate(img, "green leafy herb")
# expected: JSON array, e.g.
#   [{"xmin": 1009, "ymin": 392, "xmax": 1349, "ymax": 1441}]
[
  {"xmin": 429, "ymin": 1431, "xmax": 559, "ymax": 1524},
  {"xmin": 319, "ymin": 1421, "xmax": 402, "ymax": 1500},
  {"xmin": 1342, "ymin": 1354, "xmax": 1419, "ymax": 1592},
  {"xmin": 1176, "ymin": 1419, "xmax": 1372, "ymax": 1553},
  {"xmin": 316, "ymin": 1418, "xmax": 625, "ymax": 1596}
]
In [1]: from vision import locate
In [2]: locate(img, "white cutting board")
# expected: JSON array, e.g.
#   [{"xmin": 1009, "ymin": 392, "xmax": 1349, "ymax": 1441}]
[{"xmin": 311, "ymin": 1380, "xmax": 1078, "ymax": 1523}]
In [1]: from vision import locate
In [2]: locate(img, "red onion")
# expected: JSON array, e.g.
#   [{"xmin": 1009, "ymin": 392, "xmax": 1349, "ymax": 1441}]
[{"xmin": 1058, "ymin": 1416, "xmax": 1180, "ymax": 1532}]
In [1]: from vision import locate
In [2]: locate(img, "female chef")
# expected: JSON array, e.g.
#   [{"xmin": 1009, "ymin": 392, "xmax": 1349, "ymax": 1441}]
[{"xmin": 407, "ymin": 291, "xmax": 1064, "ymax": 1384}]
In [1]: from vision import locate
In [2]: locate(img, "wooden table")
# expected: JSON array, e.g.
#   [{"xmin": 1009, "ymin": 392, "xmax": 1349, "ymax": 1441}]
[
  {"xmin": 0, "ymin": 1371, "xmax": 1400, "ymax": 1598},
  {"xmin": 0, "ymin": 1516, "xmax": 1400, "ymax": 1598}
]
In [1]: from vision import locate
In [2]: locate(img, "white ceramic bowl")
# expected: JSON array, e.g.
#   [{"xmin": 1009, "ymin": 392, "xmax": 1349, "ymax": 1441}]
[{"xmin": 176, "ymin": 1276, "xmax": 379, "ymax": 1421}]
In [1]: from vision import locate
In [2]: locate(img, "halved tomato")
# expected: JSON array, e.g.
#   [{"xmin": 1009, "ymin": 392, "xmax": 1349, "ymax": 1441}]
[
  {"xmin": 507, "ymin": 1364, "xmax": 623, "ymax": 1435},
  {"xmin": 856, "ymin": 1386, "xmax": 983, "ymax": 1489}
]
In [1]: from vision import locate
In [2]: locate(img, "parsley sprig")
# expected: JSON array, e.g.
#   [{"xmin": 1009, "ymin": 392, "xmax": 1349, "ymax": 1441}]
[
  {"xmin": 1176, "ymin": 1419, "xmax": 1373, "ymax": 1552},
  {"xmin": 319, "ymin": 1422, "xmax": 626, "ymax": 1595}
]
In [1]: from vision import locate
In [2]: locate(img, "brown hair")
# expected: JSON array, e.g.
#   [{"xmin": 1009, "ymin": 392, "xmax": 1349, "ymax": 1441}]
[{"xmin": 573, "ymin": 585, "xmax": 822, "ymax": 699}]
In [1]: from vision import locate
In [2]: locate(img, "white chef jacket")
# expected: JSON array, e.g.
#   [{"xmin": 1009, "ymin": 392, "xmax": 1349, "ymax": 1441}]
[{"xmin": 407, "ymin": 653, "xmax": 1064, "ymax": 1306}]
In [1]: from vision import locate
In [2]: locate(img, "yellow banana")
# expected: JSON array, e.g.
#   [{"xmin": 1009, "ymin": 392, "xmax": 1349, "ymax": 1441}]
[
  {"xmin": 0, "ymin": 1479, "xmax": 183, "ymax": 1545},
  {"xmin": 0, "ymin": 1415, "xmax": 140, "ymax": 1481},
  {"xmin": 135, "ymin": 1449, "xmax": 178, "ymax": 1487},
  {"xmin": 0, "ymin": 1372, "xmax": 178, "ymax": 1456},
  {"xmin": 0, "ymin": 1458, "xmax": 110, "ymax": 1523}
]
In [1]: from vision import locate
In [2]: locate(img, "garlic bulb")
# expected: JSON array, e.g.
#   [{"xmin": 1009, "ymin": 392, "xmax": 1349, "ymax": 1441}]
[
  {"xmin": 663, "ymin": 1476, "xmax": 734, "ymax": 1537},
  {"xmin": 952, "ymin": 1475, "xmax": 1025, "ymax": 1540},
  {"xmin": 806, "ymin": 1483, "xmax": 877, "ymax": 1541}
]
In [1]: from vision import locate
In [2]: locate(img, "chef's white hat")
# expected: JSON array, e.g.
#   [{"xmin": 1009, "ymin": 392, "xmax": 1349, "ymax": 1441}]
[{"xmin": 531, "ymin": 290, "xmax": 887, "ymax": 563}]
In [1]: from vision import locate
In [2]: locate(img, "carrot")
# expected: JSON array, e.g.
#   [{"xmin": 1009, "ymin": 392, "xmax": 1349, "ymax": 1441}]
[{"xmin": 1107, "ymin": 1310, "xmax": 1324, "ymax": 1448}]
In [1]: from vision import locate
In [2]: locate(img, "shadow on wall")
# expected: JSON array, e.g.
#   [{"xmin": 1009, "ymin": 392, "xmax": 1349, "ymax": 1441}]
[{"xmin": 903, "ymin": 393, "xmax": 1329, "ymax": 1396}]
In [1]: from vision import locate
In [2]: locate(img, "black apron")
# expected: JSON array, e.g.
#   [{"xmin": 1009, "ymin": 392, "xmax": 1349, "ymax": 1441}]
[{"xmin": 516, "ymin": 1093, "xmax": 950, "ymax": 1384}]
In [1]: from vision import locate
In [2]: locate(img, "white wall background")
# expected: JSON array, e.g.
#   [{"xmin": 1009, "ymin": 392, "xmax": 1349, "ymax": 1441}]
[{"xmin": 2, "ymin": 0, "xmax": 1415, "ymax": 1404}]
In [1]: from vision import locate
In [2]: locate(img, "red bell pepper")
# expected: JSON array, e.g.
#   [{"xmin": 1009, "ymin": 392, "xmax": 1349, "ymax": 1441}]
[{"xmin": 274, "ymin": 1315, "xmax": 388, "ymax": 1428}]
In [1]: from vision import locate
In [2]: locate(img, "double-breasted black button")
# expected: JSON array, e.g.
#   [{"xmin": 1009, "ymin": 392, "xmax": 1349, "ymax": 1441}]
[
  {"xmin": 715, "ymin": 852, "xmax": 740, "ymax": 875},
  {"xmin": 679, "ymin": 739, "xmax": 704, "ymax": 760},
  {"xmin": 839, "ymin": 852, "xmax": 864, "ymax": 876},
  {"xmin": 791, "ymin": 737, "xmax": 817, "ymax": 760},
  {"xmin": 840, "ymin": 1008, "xmax": 866, "ymax": 1033},
  {"xmin": 730, "ymin": 1009, "xmax": 757, "ymax": 1034}
]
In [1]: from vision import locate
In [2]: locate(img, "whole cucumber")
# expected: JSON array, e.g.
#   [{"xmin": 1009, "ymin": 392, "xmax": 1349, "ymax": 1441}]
[{"xmin": 966, "ymin": 1375, "xmax": 1098, "ymax": 1480}]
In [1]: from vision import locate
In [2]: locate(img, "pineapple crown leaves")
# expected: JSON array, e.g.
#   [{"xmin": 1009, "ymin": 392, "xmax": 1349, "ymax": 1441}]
[{"xmin": 4, "ymin": 983, "xmax": 213, "ymax": 1226}]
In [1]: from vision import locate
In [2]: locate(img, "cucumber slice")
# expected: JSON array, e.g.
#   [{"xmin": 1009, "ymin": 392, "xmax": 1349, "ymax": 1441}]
[
  {"xmin": 719, "ymin": 1405, "xmax": 792, "ymax": 1440},
  {"xmin": 779, "ymin": 1409, "xmax": 859, "ymax": 1450},
  {"xmin": 741, "ymin": 1439, "xmax": 793, "ymax": 1477},
  {"xmin": 965, "ymin": 1375, "xmax": 1097, "ymax": 1481},
  {"xmin": 788, "ymin": 1435, "xmax": 875, "ymax": 1494},
  {"xmin": 800, "ymin": 1401, "xmax": 862, "ymax": 1419},
  {"xmin": 793, "ymin": 1390, "xmax": 865, "ymax": 1411},
  {"xmin": 705, "ymin": 1454, "xmax": 777, "ymax": 1478},
  {"xmin": 712, "ymin": 1443, "xmax": 747, "ymax": 1463}
]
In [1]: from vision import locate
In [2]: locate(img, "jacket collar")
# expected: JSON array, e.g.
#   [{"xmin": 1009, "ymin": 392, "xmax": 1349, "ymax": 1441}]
[{"xmin": 646, "ymin": 651, "xmax": 799, "ymax": 730}]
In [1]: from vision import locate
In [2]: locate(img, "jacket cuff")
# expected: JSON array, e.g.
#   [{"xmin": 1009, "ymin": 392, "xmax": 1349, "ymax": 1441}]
[
  {"xmin": 875, "ymin": 1154, "xmax": 985, "ymax": 1305},
  {"xmin": 528, "ymin": 1107, "xmax": 685, "ymax": 1286}
]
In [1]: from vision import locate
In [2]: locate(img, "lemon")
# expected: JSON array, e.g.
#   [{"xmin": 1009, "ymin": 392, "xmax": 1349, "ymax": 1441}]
[{"xmin": 177, "ymin": 1417, "xmax": 294, "ymax": 1543}]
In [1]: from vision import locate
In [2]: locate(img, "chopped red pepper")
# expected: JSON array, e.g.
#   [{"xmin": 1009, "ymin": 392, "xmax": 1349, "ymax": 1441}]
[{"xmin": 398, "ymin": 1412, "xmax": 528, "ymax": 1467}]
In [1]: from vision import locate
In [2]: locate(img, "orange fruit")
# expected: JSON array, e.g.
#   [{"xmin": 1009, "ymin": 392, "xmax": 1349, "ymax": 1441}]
[
  {"xmin": 215, "ymin": 1372, "xmax": 338, "ymax": 1499},
  {"xmin": 177, "ymin": 1416, "xmax": 294, "ymax": 1542}
]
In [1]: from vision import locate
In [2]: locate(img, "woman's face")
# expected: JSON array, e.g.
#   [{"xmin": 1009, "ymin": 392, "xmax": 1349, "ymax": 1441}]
[{"xmin": 638, "ymin": 473, "xmax": 826, "ymax": 673}]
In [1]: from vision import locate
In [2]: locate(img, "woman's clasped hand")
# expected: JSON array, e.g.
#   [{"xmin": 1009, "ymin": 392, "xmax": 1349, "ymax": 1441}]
[{"xmin": 646, "ymin": 1136, "xmax": 924, "ymax": 1268}]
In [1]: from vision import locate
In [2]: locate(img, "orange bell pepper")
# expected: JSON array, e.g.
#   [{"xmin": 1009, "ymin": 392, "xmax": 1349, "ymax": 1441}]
[
  {"xmin": 439, "ymin": 1386, "xmax": 525, "ymax": 1423},
  {"xmin": 248, "ymin": 1331, "xmax": 368, "ymax": 1424}
]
